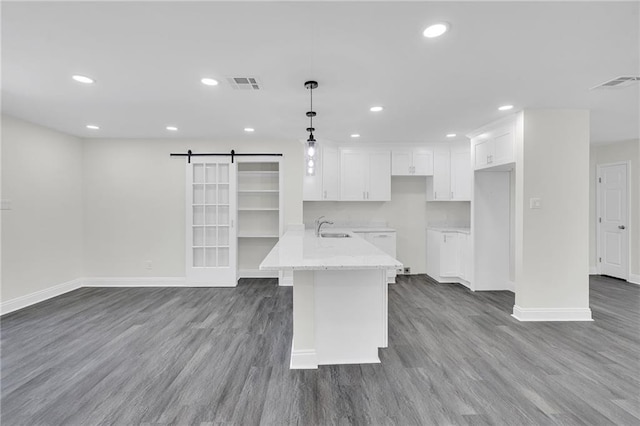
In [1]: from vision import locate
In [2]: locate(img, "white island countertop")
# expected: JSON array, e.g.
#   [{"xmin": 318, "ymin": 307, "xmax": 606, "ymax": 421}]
[{"xmin": 260, "ymin": 229, "xmax": 402, "ymax": 271}]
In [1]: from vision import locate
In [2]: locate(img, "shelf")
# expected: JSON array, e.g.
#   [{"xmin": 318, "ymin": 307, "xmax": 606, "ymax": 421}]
[
  {"xmin": 238, "ymin": 171, "xmax": 279, "ymax": 175},
  {"xmin": 238, "ymin": 208, "xmax": 279, "ymax": 211}
]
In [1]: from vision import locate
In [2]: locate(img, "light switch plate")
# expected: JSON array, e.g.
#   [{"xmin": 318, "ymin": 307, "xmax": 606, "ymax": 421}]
[
  {"xmin": 0, "ymin": 200, "xmax": 11, "ymax": 210},
  {"xmin": 529, "ymin": 198, "xmax": 542, "ymax": 209}
]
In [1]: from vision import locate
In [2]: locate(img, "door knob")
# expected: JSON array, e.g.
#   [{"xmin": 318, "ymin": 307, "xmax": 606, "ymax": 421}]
[{"xmin": 618, "ymin": 225, "xmax": 626, "ymax": 229}]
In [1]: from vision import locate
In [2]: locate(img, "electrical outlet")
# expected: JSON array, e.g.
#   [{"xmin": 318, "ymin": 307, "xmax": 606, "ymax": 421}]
[
  {"xmin": 145, "ymin": 260, "xmax": 153, "ymax": 270},
  {"xmin": 403, "ymin": 267, "xmax": 411, "ymax": 274}
]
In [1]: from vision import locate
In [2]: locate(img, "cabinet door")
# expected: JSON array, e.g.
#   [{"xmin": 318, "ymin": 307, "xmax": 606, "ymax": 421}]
[
  {"xmin": 474, "ymin": 139, "xmax": 491, "ymax": 169},
  {"xmin": 322, "ymin": 145, "xmax": 339, "ymax": 200},
  {"xmin": 413, "ymin": 150, "xmax": 433, "ymax": 176},
  {"xmin": 340, "ymin": 150, "xmax": 367, "ymax": 200},
  {"xmin": 450, "ymin": 148, "xmax": 471, "ymax": 201},
  {"xmin": 492, "ymin": 129, "xmax": 514, "ymax": 165},
  {"xmin": 367, "ymin": 151, "xmax": 391, "ymax": 201},
  {"xmin": 426, "ymin": 230, "xmax": 440, "ymax": 279},
  {"xmin": 439, "ymin": 232, "xmax": 459, "ymax": 277},
  {"xmin": 368, "ymin": 232, "xmax": 396, "ymax": 257},
  {"xmin": 391, "ymin": 151, "xmax": 413, "ymax": 176},
  {"xmin": 458, "ymin": 233, "xmax": 468, "ymax": 279},
  {"xmin": 432, "ymin": 149, "xmax": 451, "ymax": 200}
]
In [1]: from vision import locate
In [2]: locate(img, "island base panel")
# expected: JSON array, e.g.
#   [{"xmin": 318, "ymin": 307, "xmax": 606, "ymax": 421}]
[{"xmin": 290, "ymin": 269, "xmax": 387, "ymax": 369}]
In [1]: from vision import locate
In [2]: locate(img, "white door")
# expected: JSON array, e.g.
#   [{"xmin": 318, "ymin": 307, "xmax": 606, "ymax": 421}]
[
  {"xmin": 450, "ymin": 148, "xmax": 471, "ymax": 200},
  {"xmin": 433, "ymin": 149, "xmax": 451, "ymax": 200},
  {"xmin": 413, "ymin": 151, "xmax": 433, "ymax": 176},
  {"xmin": 440, "ymin": 232, "xmax": 459, "ymax": 277},
  {"xmin": 391, "ymin": 151, "xmax": 412, "ymax": 175},
  {"xmin": 598, "ymin": 163, "xmax": 628, "ymax": 280},
  {"xmin": 186, "ymin": 158, "xmax": 237, "ymax": 286},
  {"xmin": 367, "ymin": 152, "xmax": 391, "ymax": 201},
  {"xmin": 340, "ymin": 150, "xmax": 367, "ymax": 200}
]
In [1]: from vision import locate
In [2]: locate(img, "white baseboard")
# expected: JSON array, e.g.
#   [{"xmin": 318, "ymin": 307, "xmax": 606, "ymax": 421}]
[
  {"xmin": 512, "ymin": 305, "xmax": 593, "ymax": 322},
  {"xmin": 237, "ymin": 269, "xmax": 278, "ymax": 280},
  {"xmin": 289, "ymin": 340, "xmax": 318, "ymax": 369},
  {"xmin": 589, "ymin": 266, "xmax": 598, "ymax": 275},
  {"xmin": 83, "ymin": 277, "xmax": 189, "ymax": 287},
  {"xmin": 628, "ymin": 273, "xmax": 640, "ymax": 285},
  {"xmin": 1, "ymin": 278, "xmax": 83, "ymax": 316}
]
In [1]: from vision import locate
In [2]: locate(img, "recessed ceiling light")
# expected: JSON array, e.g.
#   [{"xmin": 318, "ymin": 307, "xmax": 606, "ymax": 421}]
[
  {"xmin": 86, "ymin": 124, "xmax": 100, "ymax": 130},
  {"xmin": 370, "ymin": 106, "xmax": 384, "ymax": 112},
  {"xmin": 72, "ymin": 75, "xmax": 95, "ymax": 84},
  {"xmin": 201, "ymin": 78, "xmax": 219, "ymax": 86},
  {"xmin": 351, "ymin": 134, "xmax": 361, "ymax": 138},
  {"xmin": 244, "ymin": 128, "xmax": 255, "ymax": 132},
  {"xmin": 498, "ymin": 105, "xmax": 514, "ymax": 111},
  {"xmin": 423, "ymin": 23, "xmax": 449, "ymax": 38},
  {"xmin": 166, "ymin": 126, "xmax": 178, "ymax": 131},
  {"xmin": 446, "ymin": 133, "xmax": 456, "ymax": 138}
]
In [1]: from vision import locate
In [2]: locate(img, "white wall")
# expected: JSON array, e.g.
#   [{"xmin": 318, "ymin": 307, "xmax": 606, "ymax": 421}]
[
  {"xmin": 515, "ymin": 110, "xmax": 591, "ymax": 314},
  {"xmin": 304, "ymin": 177, "xmax": 470, "ymax": 274},
  {"xmin": 1, "ymin": 115, "xmax": 84, "ymax": 302},
  {"xmin": 589, "ymin": 139, "xmax": 639, "ymax": 279},
  {"xmin": 83, "ymin": 138, "xmax": 303, "ymax": 277}
]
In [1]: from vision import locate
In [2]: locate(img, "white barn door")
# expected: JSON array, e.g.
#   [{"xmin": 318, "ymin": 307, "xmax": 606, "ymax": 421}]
[{"xmin": 186, "ymin": 158, "xmax": 237, "ymax": 286}]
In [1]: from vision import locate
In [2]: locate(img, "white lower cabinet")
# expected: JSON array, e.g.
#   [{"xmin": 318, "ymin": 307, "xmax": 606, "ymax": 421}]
[
  {"xmin": 354, "ymin": 231, "xmax": 397, "ymax": 283},
  {"xmin": 426, "ymin": 229, "xmax": 470, "ymax": 287}
]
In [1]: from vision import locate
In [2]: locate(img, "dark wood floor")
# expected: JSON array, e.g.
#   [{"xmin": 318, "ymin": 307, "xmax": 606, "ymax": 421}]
[{"xmin": 1, "ymin": 275, "xmax": 638, "ymax": 425}]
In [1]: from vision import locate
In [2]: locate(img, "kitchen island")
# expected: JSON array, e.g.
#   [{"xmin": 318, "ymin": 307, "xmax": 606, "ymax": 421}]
[{"xmin": 260, "ymin": 227, "xmax": 402, "ymax": 369}]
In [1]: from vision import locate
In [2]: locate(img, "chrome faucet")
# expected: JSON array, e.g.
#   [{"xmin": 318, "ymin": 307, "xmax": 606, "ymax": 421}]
[{"xmin": 315, "ymin": 216, "xmax": 334, "ymax": 237}]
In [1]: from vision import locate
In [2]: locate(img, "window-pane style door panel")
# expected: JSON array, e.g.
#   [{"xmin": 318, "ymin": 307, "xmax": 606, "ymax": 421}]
[{"xmin": 186, "ymin": 159, "xmax": 237, "ymax": 286}]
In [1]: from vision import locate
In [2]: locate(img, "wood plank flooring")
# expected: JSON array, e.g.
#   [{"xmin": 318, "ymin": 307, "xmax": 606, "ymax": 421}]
[{"xmin": 1, "ymin": 275, "xmax": 638, "ymax": 425}]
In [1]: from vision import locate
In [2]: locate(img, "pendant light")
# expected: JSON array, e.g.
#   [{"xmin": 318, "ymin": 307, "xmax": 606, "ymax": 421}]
[{"xmin": 305, "ymin": 80, "xmax": 318, "ymax": 176}]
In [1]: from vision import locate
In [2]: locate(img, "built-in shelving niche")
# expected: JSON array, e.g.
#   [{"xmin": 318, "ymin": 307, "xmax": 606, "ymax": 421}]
[{"xmin": 237, "ymin": 160, "xmax": 283, "ymax": 279}]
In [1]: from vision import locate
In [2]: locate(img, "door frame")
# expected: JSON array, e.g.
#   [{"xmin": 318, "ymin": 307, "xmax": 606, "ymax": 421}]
[{"xmin": 596, "ymin": 161, "xmax": 630, "ymax": 279}]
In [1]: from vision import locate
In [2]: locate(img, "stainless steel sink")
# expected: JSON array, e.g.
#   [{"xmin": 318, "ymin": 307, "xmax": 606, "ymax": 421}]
[{"xmin": 320, "ymin": 232, "xmax": 351, "ymax": 238}]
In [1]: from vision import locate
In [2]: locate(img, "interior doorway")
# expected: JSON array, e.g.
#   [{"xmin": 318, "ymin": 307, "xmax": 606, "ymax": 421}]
[{"xmin": 597, "ymin": 162, "xmax": 629, "ymax": 280}]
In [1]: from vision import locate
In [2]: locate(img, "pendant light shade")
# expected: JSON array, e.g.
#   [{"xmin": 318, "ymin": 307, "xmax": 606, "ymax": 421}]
[{"xmin": 304, "ymin": 80, "xmax": 319, "ymax": 176}]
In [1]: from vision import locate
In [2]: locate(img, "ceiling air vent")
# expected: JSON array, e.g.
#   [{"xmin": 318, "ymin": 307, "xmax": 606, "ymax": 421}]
[
  {"xmin": 591, "ymin": 76, "xmax": 640, "ymax": 90},
  {"xmin": 227, "ymin": 77, "xmax": 262, "ymax": 90}
]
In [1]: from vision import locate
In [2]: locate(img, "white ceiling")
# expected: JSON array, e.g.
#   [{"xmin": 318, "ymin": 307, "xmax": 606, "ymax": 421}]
[{"xmin": 2, "ymin": 1, "xmax": 638, "ymax": 144}]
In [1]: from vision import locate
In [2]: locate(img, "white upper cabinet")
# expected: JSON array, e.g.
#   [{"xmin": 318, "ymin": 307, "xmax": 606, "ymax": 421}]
[
  {"xmin": 340, "ymin": 149, "xmax": 391, "ymax": 201},
  {"xmin": 471, "ymin": 122, "xmax": 516, "ymax": 170},
  {"xmin": 432, "ymin": 148, "xmax": 452, "ymax": 200},
  {"xmin": 303, "ymin": 144, "xmax": 339, "ymax": 201},
  {"xmin": 426, "ymin": 142, "xmax": 471, "ymax": 201},
  {"xmin": 391, "ymin": 149, "xmax": 433, "ymax": 176},
  {"xmin": 450, "ymin": 145, "xmax": 472, "ymax": 201}
]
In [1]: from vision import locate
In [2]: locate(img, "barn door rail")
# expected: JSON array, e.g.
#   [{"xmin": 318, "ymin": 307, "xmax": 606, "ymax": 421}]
[{"xmin": 170, "ymin": 149, "xmax": 283, "ymax": 164}]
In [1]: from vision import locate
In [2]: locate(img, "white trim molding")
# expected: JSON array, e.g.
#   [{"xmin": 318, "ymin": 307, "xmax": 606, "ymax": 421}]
[
  {"xmin": 589, "ymin": 266, "xmax": 598, "ymax": 275},
  {"xmin": 289, "ymin": 341, "xmax": 318, "ymax": 369},
  {"xmin": 83, "ymin": 277, "xmax": 189, "ymax": 287},
  {"xmin": 512, "ymin": 305, "xmax": 593, "ymax": 322},
  {"xmin": 279, "ymin": 270, "xmax": 293, "ymax": 287},
  {"xmin": 1, "ymin": 278, "xmax": 83, "ymax": 316},
  {"xmin": 628, "ymin": 273, "xmax": 640, "ymax": 285}
]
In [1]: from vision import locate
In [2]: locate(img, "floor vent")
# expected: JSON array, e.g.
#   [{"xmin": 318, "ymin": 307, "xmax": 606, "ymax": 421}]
[
  {"xmin": 227, "ymin": 77, "xmax": 262, "ymax": 90},
  {"xmin": 591, "ymin": 76, "xmax": 640, "ymax": 90}
]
